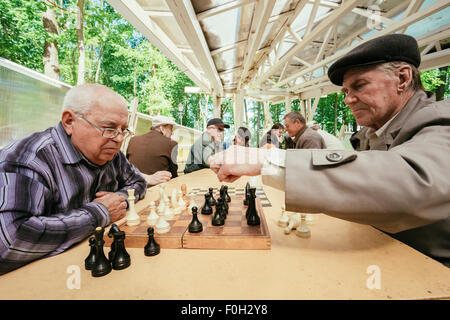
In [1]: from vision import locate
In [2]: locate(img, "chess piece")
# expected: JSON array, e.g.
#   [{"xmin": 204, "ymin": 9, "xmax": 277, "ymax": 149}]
[
  {"xmin": 295, "ymin": 214, "xmax": 311, "ymax": 238},
  {"xmin": 181, "ymin": 184, "xmax": 190, "ymax": 207},
  {"xmin": 177, "ymin": 190, "xmax": 186, "ymax": 212},
  {"xmin": 147, "ymin": 201, "xmax": 159, "ymax": 226},
  {"xmin": 84, "ymin": 237, "xmax": 96, "ymax": 270},
  {"xmin": 110, "ymin": 230, "xmax": 130, "ymax": 270},
  {"xmin": 164, "ymin": 198, "xmax": 174, "ymax": 220},
  {"xmin": 219, "ymin": 188, "xmax": 229, "ymax": 212},
  {"xmin": 107, "ymin": 223, "xmax": 121, "ymax": 261},
  {"xmin": 126, "ymin": 189, "xmax": 140, "ymax": 226},
  {"xmin": 155, "ymin": 207, "xmax": 170, "ymax": 234},
  {"xmin": 216, "ymin": 197, "xmax": 226, "ymax": 220},
  {"xmin": 246, "ymin": 188, "xmax": 260, "ymax": 226},
  {"xmin": 157, "ymin": 197, "xmax": 165, "ymax": 214},
  {"xmin": 201, "ymin": 194, "xmax": 213, "ymax": 215},
  {"xmin": 243, "ymin": 182, "xmax": 250, "ymax": 206},
  {"xmin": 171, "ymin": 189, "xmax": 181, "ymax": 214},
  {"xmin": 208, "ymin": 187, "xmax": 216, "ymax": 207},
  {"xmin": 212, "ymin": 207, "xmax": 224, "ymax": 226},
  {"xmin": 223, "ymin": 185, "xmax": 231, "ymax": 203},
  {"xmin": 305, "ymin": 213, "xmax": 315, "ymax": 225},
  {"xmin": 144, "ymin": 227, "xmax": 160, "ymax": 256},
  {"xmin": 284, "ymin": 213, "xmax": 301, "ymax": 234},
  {"xmin": 188, "ymin": 207, "xmax": 203, "ymax": 233},
  {"xmin": 278, "ymin": 204, "xmax": 289, "ymax": 227},
  {"xmin": 91, "ymin": 227, "xmax": 111, "ymax": 277}
]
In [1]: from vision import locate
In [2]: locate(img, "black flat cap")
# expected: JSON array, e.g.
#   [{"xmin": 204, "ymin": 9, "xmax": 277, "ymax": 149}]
[
  {"xmin": 207, "ymin": 118, "xmax": 230, "ymax": 128},
  {"xmin": 328, "ymin": 34, "xmax": 420, "ymax": 86}
]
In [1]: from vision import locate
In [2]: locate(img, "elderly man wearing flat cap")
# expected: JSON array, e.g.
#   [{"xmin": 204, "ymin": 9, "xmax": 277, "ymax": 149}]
[
  {"xmin": 208, "ymin": 34, "xmax": 450, "ymax": 267},
  {"xmin": 184, "ymin": 118, "xmax": 230, "ymax": 174},
  {"xmin": 126, "ymin": 115, "xmax": 179, "ymax": 185}
]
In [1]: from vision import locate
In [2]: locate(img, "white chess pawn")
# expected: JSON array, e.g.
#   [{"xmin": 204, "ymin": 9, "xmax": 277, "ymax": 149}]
[
  {"xmin": 171, "ymin": 189, "xmax": 181, "ymax": 215},
  {"xmin": 126, "ymin": 189, "xmax": 140, "ymax": 226},
  {"xmin": 295, "ymin": 213, "xmax": 311, "ymax": 238},
  {"xmin": 278, "ymin": 204, "xmax": 289, "ymax": 227},
  {"xmin": 158, "ymin": 184, "xmax": 165, "ymax": 201},
  {"xmin": 177, "ymin": 190, "xmax": 186, "ymax": 212},
  {"xmin": 147, "ymin": 201, "xmax": 159, "ymax": 226},
  {"xmin": 284, "ymin": 213, "xmax": 300, "ymax": 234},
  {"xmin": 157, "ymin": 197, "xmax": 165, "ymax": 214},
  {"xmin": 305, "ymin": 213, "xmax": 314, "ymax": 225},
  {"xmin": 164, "ymin": 198, "xmax": 174, "ymax": 220},
  {"xmin": 155, "ymin": 210, "xmax": 170, "ymax": 234}
]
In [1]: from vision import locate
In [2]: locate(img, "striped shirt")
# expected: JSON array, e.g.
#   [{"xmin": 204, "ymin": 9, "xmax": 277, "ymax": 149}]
[{"xmin": 0, "ymin": 122, "xmax": 147, "ymax": 275}]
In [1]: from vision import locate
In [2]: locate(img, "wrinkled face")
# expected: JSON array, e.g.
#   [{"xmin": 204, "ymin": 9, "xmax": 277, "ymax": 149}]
[
  {"xmin": 207, "ymin": 125, "xmax": 224, "ymax": 142},
  {"xmin": 283, "ymin": 117, "xmax": 302, "ymax": 138},
  {"xmin": 342, "ymin": 65, "xmax": 402, "ymax": 130},
  {"xmin": 65, "ymin": 94, "xmax": 129, "ymax": 165}
]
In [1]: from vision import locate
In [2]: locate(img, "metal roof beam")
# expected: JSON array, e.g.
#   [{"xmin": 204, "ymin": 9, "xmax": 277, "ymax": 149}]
[
  {"xmin": 196, "ymin": 0, "xmax": 257, "ymax": 21},
  {"xmin": 166, "ymin": 0, "xmax": 224, "ymax": 97}
]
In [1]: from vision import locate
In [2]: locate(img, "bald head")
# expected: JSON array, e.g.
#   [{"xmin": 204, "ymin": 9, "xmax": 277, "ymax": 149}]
[{"xmin": 63, "ymin": 84, "xmax": 127, "ymax": 115}]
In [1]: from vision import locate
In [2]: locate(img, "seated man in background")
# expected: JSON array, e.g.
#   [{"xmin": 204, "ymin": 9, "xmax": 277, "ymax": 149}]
[
  {"xmin": 184, "ymin": 118, "xmax": 229, "ymax": 174},
  {"xmin": 307, "ymin": 121, "xmax": 346, "ymax": 150},
  {"xmin": 126, "ymin": 115, "xmax": 178, "ymax": 186},
  {"xmin": 0, "ymin": 84, "xmax": 147, "ymax": 275},
  {"xmin": 283, "ymin": 111, "xmax": 326, "ymax": 150},
  {"xmin": 209, "ymin": 34, "xmax": 450, "ymax": 266},
  {"xmin": 259, "ymin": 123, "xmax": 284, "ymax": 149}
]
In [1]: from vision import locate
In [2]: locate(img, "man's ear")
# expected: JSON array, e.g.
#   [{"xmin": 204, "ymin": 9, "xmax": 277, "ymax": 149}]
[
  {"xmin": 397, "ymin": 65, "xmax": 412, "ymax": 92},
  {"xmin": 61, "ymin": 110, "xmax": 76, "ymax": 136}
]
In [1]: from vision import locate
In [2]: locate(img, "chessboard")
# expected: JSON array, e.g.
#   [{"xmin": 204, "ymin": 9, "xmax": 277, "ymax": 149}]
[{"xmin": 104, "ymin": 187, "xmax": 271, "ymax": 250}]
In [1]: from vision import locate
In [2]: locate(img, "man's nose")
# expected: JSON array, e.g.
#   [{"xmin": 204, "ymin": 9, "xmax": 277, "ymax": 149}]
[{"xmin": 344, "ymin": 92, "xmax": 357, "ymax": 105}]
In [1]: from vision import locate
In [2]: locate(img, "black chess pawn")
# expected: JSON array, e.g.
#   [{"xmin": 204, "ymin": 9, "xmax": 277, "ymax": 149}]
[
  {"xmin": 107, "ymin": 223, "xmax": 121, "ymax": 261},
  {"xmin": 243, "ymin": 182, "xmax": 250, "ymax": 206},
  {"xmin": 212, "ymin": 207, "xmax": 225, "ymax": 226},
  {"xmin": 201, "ymin": 194, "xmax": 213, "ymax": 215},
  {"xmin": 144, "ymin": 227, "xmax": 160, "ymax": 256},
  {"xmin": 188, "ymin": 207, "xmax": 203, "ymax": 233},
  {"xmin": 91, "ymin": 227, "xmax": 112, "ymax": 277},
  {"xmin": 84, "ymin": 237, "xmax": 96, "ymax": 270},
  {"xmin": 110, "ymin": 231, "xmax": 130, "ymax": 270},
  {"xmin": 223, "ymin": 185, "xmax": 231, "ymax": 203},
  {"xmin": 208, "ymin": 187, "xmax": 216, "ymax": 206},
  {"xmin": 246, "ymin": 188, "xmax": 261, "ymax": 226}
]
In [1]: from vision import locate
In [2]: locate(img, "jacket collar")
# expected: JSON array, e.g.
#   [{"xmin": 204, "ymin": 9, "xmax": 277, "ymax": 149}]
[{"xmin": 52, "ymin": 122, "xmax": 84, "ymax": 165}]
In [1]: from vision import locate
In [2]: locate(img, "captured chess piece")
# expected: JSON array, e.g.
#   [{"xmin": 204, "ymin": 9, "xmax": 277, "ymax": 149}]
[
  {"xmin": 246, "ymin": 188, "xmax": 260, "ymax": 226},
  {"xmin": 201, "ymin": 194, "xmax": 213, "ymax": 215},
  {"xmin": 208, "ymin": 187, "xmax": 216, "ymax": 207},
  {"xmin": 295, "ymin": 214, "xmax": 311, "ymax": 238},
  {"xmin": 107, "ymin": 223, "xmax": 121, "ymax": 261},
  {"xmin": 223, "ymin": 185, "xmax": 231, "ymax": 203},
  {"xmin": 144, "ymin": 227, "xmax": 160, "ymax": 256},
  {"xmin": 278, "ymin": 204, "xmax": 289, "ymax": 227},
  {"xmin": 110, "ymin": 230, "xmax": 130, "ymax": 270},
  {"xmin": 126, "ymin": 189, "xmax": 140, "ymax": 226},
  {"xmin": 91, "ymin": 227, "xmax": 112, "ymax": 277},
  {"xmin": 188, "ymin": 207, "xmax": 203, "ymax": 233},
  {"xmin": 243, "ymin": 182, "xmax": 250, "ymax": 206},
  {"xmin": 84, "ymin": 237, "xmax": 96, "ymax": 270},
  {"xmin": 284, "ymin": 213, "xmax": 300, "ymax": 234}
]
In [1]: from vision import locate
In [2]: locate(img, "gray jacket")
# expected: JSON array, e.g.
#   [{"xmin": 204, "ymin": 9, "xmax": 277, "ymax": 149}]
[
  {"xmin": 184, "ymin": 131, "xmax": 223, "ymax": 174},
  {"xmin": 284, "ymin": 91, "xmax": 450, "ymax": 264}
]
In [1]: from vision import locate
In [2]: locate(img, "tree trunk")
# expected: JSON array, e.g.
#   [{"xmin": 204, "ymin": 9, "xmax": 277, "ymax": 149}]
[
  {"xmin": 244, "ymin": 98, "xmax": 248, "ymax": 127},
  {"xmin": 256, "ymin": 101, "xmax": 261, "ymax": 147},
  {"xmin": 94, "ymin": 45, "xmax": 103, "ymax": 83},
  {"xmin": 42, "ymin": 6, "xmax": 60, "ymax": 80},
  {"xmin": 76, "ymin": 0, "xmax": 85, "ymax": 85},
  {"xmin": 435, "ymin": 66, "xmax": 447, "ymax": 101}
]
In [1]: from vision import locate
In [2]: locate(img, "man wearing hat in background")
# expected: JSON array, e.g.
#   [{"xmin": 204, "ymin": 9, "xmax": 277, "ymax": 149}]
[
  {"xmin": 126, "ymin": 115, "xmax": 178, "ymax": 185},
  {"xmin": 209, "ymin": 34, "xmax": 450, "ymax": 266},
  {"xmin": 184, "ymin": 118, "xmax": 229, "ymax": 174}
]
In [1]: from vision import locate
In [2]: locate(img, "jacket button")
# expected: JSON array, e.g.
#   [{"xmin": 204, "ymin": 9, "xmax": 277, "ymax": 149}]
[{"xmin": 326, "ymin": 152, "xmax": 343, "ymax": 162}]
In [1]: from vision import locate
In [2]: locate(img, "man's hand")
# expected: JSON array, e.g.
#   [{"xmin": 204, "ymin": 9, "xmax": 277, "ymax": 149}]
[
  {"xmin": 209, "ymin": 145, "xmax": 268, "ymax": 182},
  {"xmin": 145, "ymin": 171, "xmax": 172, "ymax": 186},
  {"xmin": 93, "ymin": 192, "xmax": 127, "ymax": 223}
]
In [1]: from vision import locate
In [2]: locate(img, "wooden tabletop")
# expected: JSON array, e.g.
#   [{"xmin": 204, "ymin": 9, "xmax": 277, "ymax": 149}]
[{"xmin": 0, "ymin": 169, "xmax": 449, "ymax": 300}]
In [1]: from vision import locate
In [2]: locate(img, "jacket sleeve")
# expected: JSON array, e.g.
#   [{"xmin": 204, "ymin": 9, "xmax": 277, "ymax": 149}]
[
  {"xmin": 285, "ymin": 120, "xmax": 450, "ymax": 234},
  {"xmin": 114, "ymin": 152, "xmax": 147, "ymax": 202},
  {"xmin": 169, "ymin": 142, "xmax": 179, "ymax": 178}
]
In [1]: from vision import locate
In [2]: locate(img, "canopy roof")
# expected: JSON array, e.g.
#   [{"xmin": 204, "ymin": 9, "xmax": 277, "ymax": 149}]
[{"xmin": 107, "ymin": 0, "xmax": 450, "ymax": 103}]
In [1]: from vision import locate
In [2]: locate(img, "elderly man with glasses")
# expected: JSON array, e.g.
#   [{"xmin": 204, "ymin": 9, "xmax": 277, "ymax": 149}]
[{"xmin": 0, "ymin": 84, "xmax": 147, "ymax": 275}]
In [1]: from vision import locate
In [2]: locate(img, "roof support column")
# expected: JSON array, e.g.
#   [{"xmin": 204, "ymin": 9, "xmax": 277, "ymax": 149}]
[
  {"xmin": 212, "ymin": 95, "xmax": 221, "ymax": 118},
  {"xmin": 233, "ymin": 90, "xmax": 245, "ymax": 129},
  {"xmin": 285, "ymin": 93, "xmax": 291, "ymax": 114},
  {"xmin": 263, "ymin": 100, "xmax": 274, "ymax": 132}
]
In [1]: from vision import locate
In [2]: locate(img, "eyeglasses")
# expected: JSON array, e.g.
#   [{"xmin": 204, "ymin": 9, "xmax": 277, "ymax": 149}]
[{"xmin": 78, "ymin": 115, "xmax": 134, "ymax": 139}]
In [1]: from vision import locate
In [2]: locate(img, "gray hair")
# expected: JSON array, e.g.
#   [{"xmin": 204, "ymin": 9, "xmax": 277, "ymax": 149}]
[
  {"xmin": 378, "ymin": 61, "xmax": 424, "ymax": 91},
  {"xmin": 63, "ymin": 84, "xmax": 127, "ymax": 115},
  {"xmin": 284, "ymin": 111, "xmax": 306, "ymax": 124}
]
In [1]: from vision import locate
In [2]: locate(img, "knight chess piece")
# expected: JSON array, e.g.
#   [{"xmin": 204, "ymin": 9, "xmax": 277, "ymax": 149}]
[
  {"xmin": 91, "ymin": 227, "xmax": 111, "ymax": 277},
  {"xmin": 243, "ymin": 182, "xmax": 250, "ymax": 206},
  {"xmin": 84, "ymin": 237, "xmax": 96, "ymax": 270},
  {"xmin": 208, "ymin": 187, "xmax": 216, "ymax": 207},
  {"xmin": 188, "ymin": 207, "xmax": 203, "ymax": 233},
  {"xmin": 246, "ymin": 188, "xmax": 260, "ymax": 226},
  {"xmin": 107, "ymin": 223, "xmax": 121, "ymax": 261},
  {"xmin": 284, "ymin": 213, "xmax": 301, "ymax": 234},
  {"xmin": 216, "ymin": 197, "xmax": 227, "ymax": 221},
  {"xmin": 219, "ymin": 188, "xmax": 229, "ymax": 212},
  {"xmin": 201, "ymin": 194, "xmax": 213, "ymax": 215},
  {"xmin": 144, "ymin": 227, "xmax": 161, "ymax": 256},
  {"xmin": 110, "ymin": 230, "xmax": 130, "ymax": 270}
]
